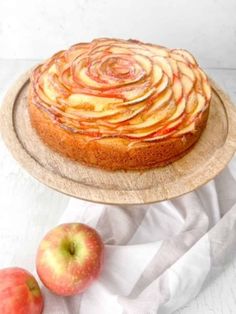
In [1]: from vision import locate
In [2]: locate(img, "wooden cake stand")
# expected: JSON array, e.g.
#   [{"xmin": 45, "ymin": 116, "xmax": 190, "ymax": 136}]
[{"xmin": 1, "ymin": 70, "xmax": 236, "ymax": 204}]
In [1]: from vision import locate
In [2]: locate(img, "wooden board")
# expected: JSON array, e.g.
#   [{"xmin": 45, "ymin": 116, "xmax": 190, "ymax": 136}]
[{"xmin": 1, "ymin": 69, "xmax": 236, "ymax": 205}]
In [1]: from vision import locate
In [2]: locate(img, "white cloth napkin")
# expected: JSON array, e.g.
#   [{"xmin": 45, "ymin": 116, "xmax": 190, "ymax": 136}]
[{"xmin": 38, "ymin": 155, "xmax": 236, "ymax": 314}]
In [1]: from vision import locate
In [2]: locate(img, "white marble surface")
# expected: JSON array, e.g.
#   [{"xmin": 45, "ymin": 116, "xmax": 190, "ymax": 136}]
[
  {"xmin": 1, "ymin": 0, "xmax": 236, "ymax": 68},
  {"xmin": 0, "ymin": 59, "xmax": 235, "ymax": 313}
]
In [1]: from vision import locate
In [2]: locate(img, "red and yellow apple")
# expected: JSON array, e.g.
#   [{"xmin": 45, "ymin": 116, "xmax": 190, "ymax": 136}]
[
  {"xmin": 36, "ymin": 223, "xmax": 104, "ymax": 296},
  {"xmin": 0, "ymin": 267, "xmax": 43, "ymax": 314}
]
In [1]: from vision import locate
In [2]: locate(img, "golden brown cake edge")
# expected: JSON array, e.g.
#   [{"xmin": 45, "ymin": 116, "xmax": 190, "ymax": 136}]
[{"xmin": 28, "ymin": 87, "xmax": 209, "ymax": 171}]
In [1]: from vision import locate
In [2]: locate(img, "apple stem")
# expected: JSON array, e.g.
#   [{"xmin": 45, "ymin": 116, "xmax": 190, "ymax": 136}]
[
  {"xmin": 69, "ymin": 242, "xmax": 76, "ymax": 256},
  {"xmin": 26, "ymin": 278, "xmax": 41, "ymax": 297}
]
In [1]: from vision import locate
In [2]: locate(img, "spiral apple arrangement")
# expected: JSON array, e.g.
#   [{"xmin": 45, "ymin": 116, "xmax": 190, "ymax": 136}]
[{"xmin": 31, "ymin": 38, "xmax": 211, "ymax": 142}]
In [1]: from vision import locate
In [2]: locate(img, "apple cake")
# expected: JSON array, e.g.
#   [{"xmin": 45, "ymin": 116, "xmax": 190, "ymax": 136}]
[{"xmin": 29, "ymin": 38, "xmax": 211, "ymax": 170}]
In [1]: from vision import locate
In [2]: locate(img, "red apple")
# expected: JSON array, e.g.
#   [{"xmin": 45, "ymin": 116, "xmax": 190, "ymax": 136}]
[
  {"xmin": 36, "ymin": 223, "xmax": 104, "ymax": 296},
  {"xmin": 0, "ymin": 267, "xmax": 43, "ymax": 314}
]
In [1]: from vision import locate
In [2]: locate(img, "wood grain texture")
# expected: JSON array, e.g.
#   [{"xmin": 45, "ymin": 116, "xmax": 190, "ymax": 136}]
[{"xmin": 0, "ymin": 69, "xmax": 236, "ymax": 205}]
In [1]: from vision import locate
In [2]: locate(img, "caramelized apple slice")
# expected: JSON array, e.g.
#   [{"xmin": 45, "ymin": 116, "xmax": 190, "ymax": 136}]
[
  {"xmin": 148, "ymin": 88, "xmax": 173, "ymax": 114},
  {"xmin": 202, "ymin": 80, "xmax": 211, "ymax": 101},
  {"xmin": 109, "ymin": 46, "xmax": 131, "ymax": 55},
  {"xmin": 141, "ymin": 116, "xmax": 185, "ymax": 141},
  {"xmin": 169, "ymin": 52, "xmax": 186, "ymax": 63},
  {"xmin": 67, "ymin": 93, "xmax": 121, "ymax": 110},
  {"xmin": 155, "ymin": 74, "xmax": 169, "ymax": 94},
  {"xmin": 35, "ymin": 85, "xmax": 59, "ymax": 107},
  {"xmin": 152, "ymin": 65, "xmax": 163, "ymax": 85},
  {"xmin": 172, "ymin": 77, "xmax": 183, "ymax": 102},
  {"xmin": 178, "ymin": 62, "xmax": 196, "ymax": 81},
  {"xmin": 153, "ymin": 56, "xmax": 173, "ymax": 82},
  {"xmin": 168, "ymin": 58, "xmax": 179, "ymax": 76},
  {"xmin": 193, "ymin": 68, "xmax": 201, "ymax": 81},
  {"xmin": 65, "ymin": 107, "xmax": 121, "ymax": 119},
  {"xmin": 172, "ymin": 49, "xmax": 197, "ymax": 65},
  {"xmin": 122, "ymin": 132, "xmax": 153, "ymax": 139},
  {"xmin": 122, "ymin": 102, "xmax": 176, "ymax": 130},
  {"xmin": 121, "ymin": 88, "xmax": 155, "ymax": 106},
  {"xmin": 181, "ymin": 75, "xmax": 194, "ymax": 96},
  {"xmin": 167, "ymin": 115, "xmax": 185, "ymax": 129},
  {"xmin": 132, "ymin": 48, "xmax": 153, "ymax": 58},
  {"xmin": 76, "ymin": 67, "xmax": 103, "ymax": 88},
  {"xmin": 133, "ymin": 54, "xmax": 153, "ymax": 76},
  {"xmin": 174, "ymin": 121, "xmax": 196, "ymax": 136},
  {"xmin": 198, "ymin": 68, "xmax": 207, "ymax": 81},
  {"xmin": 107, "ymin": 105, "xmax": 146, "ymax": 124},
  {"xmin": 168, "ymin": 98, "xmax": 186, "ymax": 121},
  {"xmin": 120, "ymin": 82, "xmax": 148, "ymax": 101},
  {"xmin": 192, "ymin": 93, "xmax": 206, "ymax": 115},
  {"xmin": 143, "ymin": 132, "xmax": 175, "ymax": 142},
  {"xmin": 43, "ymin": 73, "xmax": 69, "ymax": 101},
  {"xmin": 185, "ymin": 91, "xmax": 197, "ymax": 113}
]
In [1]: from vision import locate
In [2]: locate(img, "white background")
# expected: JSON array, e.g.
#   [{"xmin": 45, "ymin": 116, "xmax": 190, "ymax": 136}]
[
  {"xmin": 0, "ymin": 1, "xmax": 236, "ymax": 313},
  {"xmin": 0, "ymin": 0, "xmax": 236, "ymax": 68}
]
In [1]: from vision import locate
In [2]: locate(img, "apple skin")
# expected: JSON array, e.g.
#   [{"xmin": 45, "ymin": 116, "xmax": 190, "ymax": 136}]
[
  {"xmin": 36, "ymin": 223, "xmax": 104, "ymax": 296},
  {"xmin": 0, "ymin": 267, "xmax": 44, "ymax": 314}
]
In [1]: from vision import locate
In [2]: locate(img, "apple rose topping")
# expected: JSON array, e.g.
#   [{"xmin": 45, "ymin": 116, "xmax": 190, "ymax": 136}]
[{"xmin": 31, "ymin": 38, "xmax": 211, "ymax": 141}]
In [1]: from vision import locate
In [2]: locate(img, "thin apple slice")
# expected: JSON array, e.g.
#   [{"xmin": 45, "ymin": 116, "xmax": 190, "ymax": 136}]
[
  {"xmin": 133, "ymin": 54, "xmax": 153, "ymax": 76},
  {"xmin": 120, "ymin": 88, "xmax": 155, "ymax": 106},
  {"xmin": 65, "ymin": 107, "xmax": 121, "ymax": 119},
  {"xmin": 146, "ymin": 45, "xmax": 169, "ymax": 57},
  {"xmin": 76, "ymin": 67, "xmax": 104, "ymax": 88},
  {"xmin": 35, "ymin": 84, "xmax": 59, "ymax": 107},
  {"xmin": 174, "ymin": 121, "xmax": 196, "ymax": 136},
  {"xmin": 153, "ymin": 56, "xmax": 173, "ymax": 82},
  {"xmin": 65, "ymin": 47, "xmax": 87, "ymax": 64},
  {"xmin": 172, "ymin": 77, "xmax": 183, "ymax": 102},
  {"xmin": 48, "ymin": 64, "xmax": 57, "ymax": 74},
  {"xmin": 106, "ymin": 105, "xmax": 146, "ymax": 124},
  {"xmin": 109, "ymin": 46, "xmax": 131, "ymax": 55},
  {"xmin": 141, "ymin": 116, "xmax": 185, "ymax": 141},
  {"xmin": 185, "ymin": 91, "xmax": 197, "ymax": 113},
  {"xmin": 43, "ymin": 73, "xmax": 69, "ymax": 101},
  {"xmin": 143, "ymin": 132, "xmax": 175, "ymax": 142},
  {"xmin": 193, "ymin": 67, "xmax": 201, "ymax": 81},
  {"xmin": 166, "ymin": 115, "xmax": 185, "ymax": 129},
  {"xmin": 119, "ymin": 126, "xmax": 165, "ymax": 139},
  {"xmin": 191, "ymin": 93, "xmax": 206, "ymax": 116},
  {"xmin": 120, "ymin": 82, "xmax": 149, "ymax": 101},
  {"xmin": 122, "ymin": 102, "xmax": 176, "ymax": 130},
  {"xmin": 132, "ymin": 48, "xmax": 153, "ymax": 58},
  {"xmin": 168, "ymin": 98, "xmax": 186, "ymax": 121},
  {"xmin": 171, "ymin": 49, "xmax": 197, "ymax": 65},
  {"xmin": 152, "ymin": 65, "xmax": 163, "ymax": 85},
  {"xmin": 181, "ymin": 75, "xmax": 194, "ymax": 96},
  {"xmin": 202, "ymin": 80, "xmax": 211, "ymax": 101},
  {"xmin": 147, "ymin": 88, "xmax": 173, "ymax": 114},
  {"xmin": 123, "ymin": 132, "xmax": 153, "ymax": 139},
  {"xmin": 67, "ymin": 93, "xmax": 121, "ymax": 110},
  {"xmin": 198, "ymin": 68, "xmax": 207, "ymax": 81},
  {"xmin": 169, "ymin": 52, "xmax": 186, "ymax": 63},
  {"xmin": 155, "ymin": 74, "xmax": 169, "ymax": 94},
  {"xmin": 127, "ymin": 111, "xmax": 168, "ymax": 129},
  {"xmin": 178, "ymin": 61, "xmax": 196, "ymax": 81},
  {"xmin": 60, "ymin": 67, "xmax": 77, "ymax": 89},
  {"xmin": 182, "ymin": 93, "xmax": 205, "ymax": 126},
  {"xmin": 168, "ymin": 58, "xmax": 179, "ymax": 76}
]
